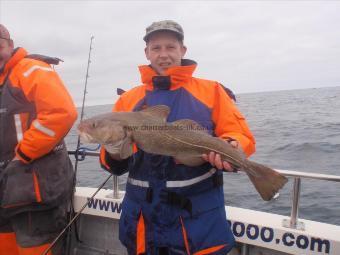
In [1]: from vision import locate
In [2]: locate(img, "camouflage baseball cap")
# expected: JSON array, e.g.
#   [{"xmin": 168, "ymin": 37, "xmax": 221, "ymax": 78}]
[{"xmin": 143, "ymin": 20, "xmax": 184, "ymax": 42}]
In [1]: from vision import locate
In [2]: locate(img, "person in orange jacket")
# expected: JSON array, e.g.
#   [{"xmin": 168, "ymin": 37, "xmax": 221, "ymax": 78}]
[
  {"xmin": 100, "ymin": 20, "xmax": 256, "ymax": 255},
  {"xmin": 0, "ymin": 24, "xmax": 77, "ymax": 255}
]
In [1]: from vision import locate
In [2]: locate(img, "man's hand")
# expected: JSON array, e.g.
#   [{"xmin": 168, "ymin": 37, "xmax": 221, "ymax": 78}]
[
  {"xmin": 202, "ymin": 152, "xmax": 233, "ymax": 171},
  {"xmin": 202, "ymin": 139, "xmax": 239, "ymax": 172}
]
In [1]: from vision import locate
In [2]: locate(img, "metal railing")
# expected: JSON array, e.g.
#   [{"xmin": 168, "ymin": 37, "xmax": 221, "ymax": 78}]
[
  {"xmin": 68, "ymin": 150, "xmax": 340, "ymax": 229},
  {"xmin": 69, "ymin": 149, "xmax": 340, "ymax": 255},
  {"xmin": 241, "ymin": 169, "xmax": 340, "ymax": 255},
  {"xmin": 275, "ymin": 169, "xmax": 340, "ymax": 230},
  {"xmin": 276, "ymin": 169, "xmax": 340, "ymax": 182}
]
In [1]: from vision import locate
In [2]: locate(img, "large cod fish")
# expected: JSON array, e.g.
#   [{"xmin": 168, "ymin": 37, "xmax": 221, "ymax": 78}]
[{"xmin": 78, "ymin": 105, "xmax": 288, "ymax": 201}]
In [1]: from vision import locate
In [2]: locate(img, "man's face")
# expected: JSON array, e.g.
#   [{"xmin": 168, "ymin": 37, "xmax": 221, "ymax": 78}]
[
  {"xmin": 145, "ymin": 31, "xmax": 187, "ymax": 75},
  {"xmin": 0, "ymin": 38, "xmax": 13, "ymax": 71}
]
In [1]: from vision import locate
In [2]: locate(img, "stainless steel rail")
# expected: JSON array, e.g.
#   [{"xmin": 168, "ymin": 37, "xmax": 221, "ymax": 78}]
[
  {"xmin": 275, "ymin": 168, "xmax": 340, "ymax": 231},
  {"xmin": 67, "ymin": 150, "xmax": 340, "ymax": 228},
  {"xmin": 276, "ymin": 169, "xmax": 340, "ymax": 182}
]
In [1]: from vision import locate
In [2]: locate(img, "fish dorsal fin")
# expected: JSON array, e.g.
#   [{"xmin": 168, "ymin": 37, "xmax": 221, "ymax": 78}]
[
  {"xmin": 140, "ymin": 105, "xmax": 170, "ymax": 121},
  {"xmin": 171, "ymin": 119, "xmax": 209, "ymax": 133}
]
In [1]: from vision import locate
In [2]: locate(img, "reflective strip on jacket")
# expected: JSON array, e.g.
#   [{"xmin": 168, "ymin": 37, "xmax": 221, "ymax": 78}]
[
  {"xmin": 100, "ymin": 59, "xmax": 256, "ymax": 254},
  {"xmin": 0, "ymin": 47, "xmax": 77, "ymax": 216}
]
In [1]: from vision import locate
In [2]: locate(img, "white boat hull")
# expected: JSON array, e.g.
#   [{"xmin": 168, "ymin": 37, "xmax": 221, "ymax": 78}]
[{"xmin": 71, "ymin": 187, "xmax": 340, "ymax": 255}]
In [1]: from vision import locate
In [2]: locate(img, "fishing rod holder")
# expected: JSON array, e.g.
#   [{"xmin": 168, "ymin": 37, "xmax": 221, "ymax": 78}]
[
  {"xmin": 102, "ymin": 175, "xmax": 124, "ymax": 199},
  {"xmin": 68, "ymin": 150, "xmax": 123, "ymax": 199},
  {"xmin": 282, "ymin": 177, "xmax": 305, "ymax": 230},
  {"xmin": 112, "ymin": 175, "xmax": 123, "ymax": 199}
]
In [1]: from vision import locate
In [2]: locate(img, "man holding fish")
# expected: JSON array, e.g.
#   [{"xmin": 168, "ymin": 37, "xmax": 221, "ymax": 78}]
[{"xmin": 78, "ymin": 20, "xmax": 287, "ymax": 255}]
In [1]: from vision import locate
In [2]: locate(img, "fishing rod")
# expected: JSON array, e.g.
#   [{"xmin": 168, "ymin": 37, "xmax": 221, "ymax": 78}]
[
  {"xmin": 74, "ymin": 35, "xmax": 95, "ymax": 176},
  {"xmin": 65, "ymin": 36, "xmax": 95, "ymax": 255},
  {"xmin": 41, "ymin": 173, "xmax": 113, "ymax": 255}
]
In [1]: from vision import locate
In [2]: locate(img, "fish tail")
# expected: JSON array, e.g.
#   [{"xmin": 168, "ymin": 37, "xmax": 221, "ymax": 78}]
[{"xmin": 244, "ymin": 160, "xmax": 288, "ymax": 201}]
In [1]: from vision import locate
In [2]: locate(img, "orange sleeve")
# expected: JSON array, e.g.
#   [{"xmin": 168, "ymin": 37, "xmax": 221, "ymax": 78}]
[
  {"xmin": 15, "ymin": 61, "xmax": 77, "ymax": 162},
  {"xmin": 212, "ymin": 84, "xmax": 256, "ymax": 157}
]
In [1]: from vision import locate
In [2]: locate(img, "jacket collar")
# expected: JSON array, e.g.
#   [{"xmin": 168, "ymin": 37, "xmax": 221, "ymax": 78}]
[
  {"xmin": 1, "ymin": 47, "xmax": 27, "ymax": 77},
  {"xmin": 138, "ymin": 59, "xmax": 197, "ymax": 90}
]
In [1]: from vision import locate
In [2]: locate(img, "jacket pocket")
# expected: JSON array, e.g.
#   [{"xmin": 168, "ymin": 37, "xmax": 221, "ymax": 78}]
[
  {"xmin": 1, "ymin": 160, "xmax": 39, "ymax": 208},
  {"xmin": 31, "ymin": 147, "xmax": 74, "ymax": 205},
  {"xmin": 178, "ymin": 185, "xmax": 224, "ymax": 219},
  {"xmin": 0, "ymin": 145, "xmax": 74, "ymax": 217},
  {"xmin": 169, "ymin": 188, "xmax": 234, "ymax": 254}
]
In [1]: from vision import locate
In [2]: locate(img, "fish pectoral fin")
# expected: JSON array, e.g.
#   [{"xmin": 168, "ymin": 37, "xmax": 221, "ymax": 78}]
[
  {"xmin": 104, "ymin": 140, "xmax": 123, "ymax": 154},
  {"xmin": 245, "ymin": 160, "xmax": 288, "ymax": 201},
  {"xmin": 104, "ymin": 145, "xmax": 120, "ymax": 155},
  {"xmin": 79, "ymin": 132, "xmax": 93, "ymax": 143},
  {"xmin": 174, "ymin": 155, "xmax": 205, "ymax": 167},
  {"xmin": 140, "ymin": 105, "xmax": 170, "ymax": 122},
  {"xmin": 171, "ymin": 119, "xmax": 209, "ymax": 133},
  {"xmin": 119, "ymin": 136, "xmax": 134, "ymax": 159}
]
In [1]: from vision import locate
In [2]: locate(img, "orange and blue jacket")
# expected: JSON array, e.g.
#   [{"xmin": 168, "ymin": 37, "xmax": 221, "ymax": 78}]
[
  {"xmin": 100, "ymin": 59, "xmax": 255, "ymax": 172},
  {"xmin": 0, "ymin": 47, "xmax": 77, "ymax": 164},
  {"xmin": 99, "ymin": 59, "xmax": 256, "ymax": 253}
]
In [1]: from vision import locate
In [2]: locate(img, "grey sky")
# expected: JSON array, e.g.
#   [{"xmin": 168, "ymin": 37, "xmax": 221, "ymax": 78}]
[{"xmin": 1, "ymin": 1, "xmax": 339, "ymax": 106}]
